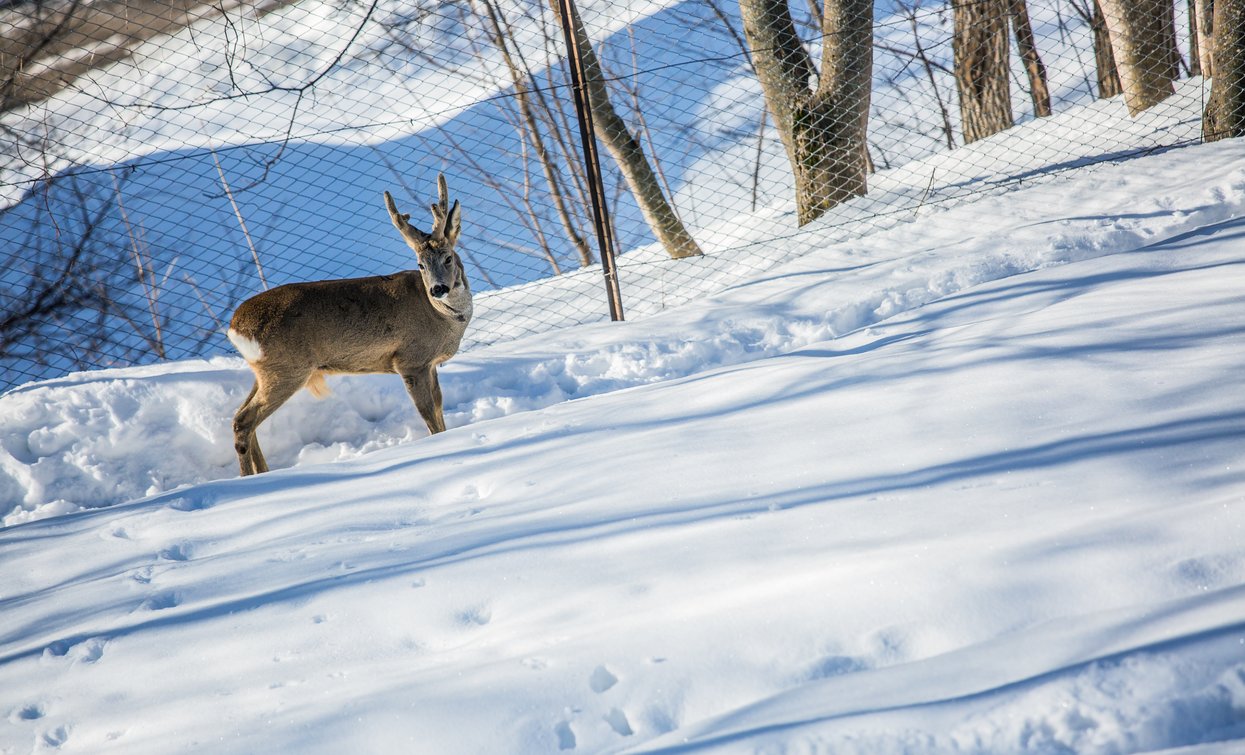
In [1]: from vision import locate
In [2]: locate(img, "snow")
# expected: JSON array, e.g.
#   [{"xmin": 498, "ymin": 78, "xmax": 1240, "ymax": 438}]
[
  {"xmin": 4, "ymin": 0, "xmax": 1245, "ymax": 748},
  {"xmin": 3, "ymin": 109, "xmax": 1245, "ymax": 752}
]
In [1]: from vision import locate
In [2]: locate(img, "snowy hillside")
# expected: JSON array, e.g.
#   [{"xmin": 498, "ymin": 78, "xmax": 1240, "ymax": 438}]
[{"xmin": 2, "ymin": 95, "xmax": 1245, "ymax": 754}]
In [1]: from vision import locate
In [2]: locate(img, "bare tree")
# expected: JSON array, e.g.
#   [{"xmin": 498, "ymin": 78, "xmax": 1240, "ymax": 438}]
[
  {"xmin": 1193, "ymin": 0, "xmax": 1215, "ymax": 76},
  {"xmin": 0, "ymin": 174, "xmax": 128, "ymax": 381},
  {"xmin": 953, "ymin": 0, "xmax": 1013, "ymax": 143},
  {"xmin": 1203, "ymin": 0, "xmax": 1245, "ymax": 139},
  {"xmin": 1011, "ymin": 0, "xmax": 1051, "ymax": 117},
  {"xmin": 553, "ymin": 0, "xmax": 703, "ymax": 258},
  {"xmin": 1187, "ymin": 0, "xmax": 1202, "ymax": 76},
  {"xmin": 1068, "ymin": 0, "xmax": 1122, "ymax": 99},
  {"xmin": 1097, "ymin": 0, "xmax": 1178, "ymax": 115},
  {"xmin": 881, "ymin": 1, "xmax": 956, "ymax": 151},
  {"xmin": 472, "ymin": 0, "xmax": 595, "ymax": 267},
  {"xmin": 739, "ymin": 0, "xmax": 873, "ymax": 226},
  {"xmin": 378, "ymin": 1, "xmax": 594, "ymax": 273}
]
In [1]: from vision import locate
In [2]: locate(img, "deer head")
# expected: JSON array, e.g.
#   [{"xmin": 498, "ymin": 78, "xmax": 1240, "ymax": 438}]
[{"xmin": 384, "ymin": 174, "xmax": 466, "ymax": 306}]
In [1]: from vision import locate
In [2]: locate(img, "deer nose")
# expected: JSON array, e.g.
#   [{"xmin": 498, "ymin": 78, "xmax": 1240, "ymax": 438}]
[{"xmin": 430, "ymin": 284, "xmax": 450, "ymax": 299}]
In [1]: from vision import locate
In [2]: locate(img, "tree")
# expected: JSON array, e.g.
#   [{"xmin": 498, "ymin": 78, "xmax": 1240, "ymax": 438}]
[
  {"xmin": 739, "ymin": 0, "xmax": 873, "ymax": 226},
  {"xmin": 1203, "ymin": 0, "xmax": 1245, "ymax": 139},
  {"xmin": 1068, "ymin": 1, "xmax": 1123, "ymax": 99},
  {"xmin": 1188, "ymin": 0, "xmax": 1208, "ymax": 76},
  {"xmin": 1193, "ymin": 0, "xmax": 1215, "ymax": 76},
  {"xmin": 554, "ymin": 1, "xmax": 703, "ymax": 258},
  {"xmin": 1097, "ymin": 0, "xmax": 1178, "ymax": 115},
  {"xmin": 952, "ymin": 0, "xmax": 1013, "ymax": 143},
  {"xmin": 0, "ymin": 172, "xmax": 142, "ymax": 383},
  {"xmin": 471, "ymin": 0, "xmax": 595, "ymax": 269},
  {"xmin": 1010, "ymin": 0, "xmax": 1051, "ymax": 118}
]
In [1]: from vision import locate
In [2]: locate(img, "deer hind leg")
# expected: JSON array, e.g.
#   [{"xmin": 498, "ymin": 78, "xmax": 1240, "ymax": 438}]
[
  {"xmin": 233, "ymin": 368, "xmax": 309, "ymax": 475},
  {"xmin": 399, "ymin": 364, "xmax": 446, "ymax": 435}
]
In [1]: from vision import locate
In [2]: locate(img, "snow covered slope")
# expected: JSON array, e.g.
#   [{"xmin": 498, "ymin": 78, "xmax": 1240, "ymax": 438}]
[
  {"xmin": 3, "ymin": 134, "xmax": 1243, "ymax": 524},
  {"xmin": 1, "ymin": 129, "xmax": 1244, "ymax": 753}
]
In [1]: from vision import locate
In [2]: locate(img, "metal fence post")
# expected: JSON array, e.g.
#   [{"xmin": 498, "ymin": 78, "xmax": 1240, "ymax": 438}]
[{"xmin": 553, "ymin": 0, "xmax": 625, "ymax": 321}]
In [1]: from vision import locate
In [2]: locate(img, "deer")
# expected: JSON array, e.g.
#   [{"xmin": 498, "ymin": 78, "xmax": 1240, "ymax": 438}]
[{"xmin": 226, "ymin": 174, "xmax": 471, "ymax": 476}]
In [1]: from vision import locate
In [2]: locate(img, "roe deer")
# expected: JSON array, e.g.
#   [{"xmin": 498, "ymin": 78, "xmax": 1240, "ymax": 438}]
[{"xmin": 227, "ymin": 174, "xmax": 471, "ymax": 476}]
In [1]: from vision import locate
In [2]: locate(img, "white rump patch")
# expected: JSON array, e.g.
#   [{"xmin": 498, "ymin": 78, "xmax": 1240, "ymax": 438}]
[{"xmin": 227, "ymin": 328, "xmax": 264, "ymax": 362}]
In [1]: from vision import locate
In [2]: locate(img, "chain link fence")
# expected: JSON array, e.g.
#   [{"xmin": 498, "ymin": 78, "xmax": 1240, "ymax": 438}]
[{"xmin": 1, "ymin": 0, "xmax": 1214, "ymax": 392}]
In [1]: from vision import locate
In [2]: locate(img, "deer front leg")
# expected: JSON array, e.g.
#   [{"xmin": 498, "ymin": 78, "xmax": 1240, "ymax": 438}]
[{"xmin": 399, "ymin": 364, "xmax": 446, "ymax": 435}]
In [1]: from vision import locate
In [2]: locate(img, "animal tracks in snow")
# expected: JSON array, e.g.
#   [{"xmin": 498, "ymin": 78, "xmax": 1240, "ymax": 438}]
[
  {"xmin": 42, "ymin": 637, "xmax": 107, "ymax": 665},
  {"xmin": 457, "ymin": 605, "xmax": 492, "ymax": 627},
  {"xmin": 553, "ymin": 719, "xmax": 577, "ymax": 750},
  {"xmin": 8, "ymin": 702, "xmax": 71, "ymax": 751},
  {"xmin": 96, "ymin": 514, "xmax": 204, "ymax": 613},
  {"xmin": 39, "ymin": 724, "xmax": 70, "ymax": 748},
  {"xmin": 551, "ymin": 664, "xmax": 640, "ymax": 749},
  {"xmin": 9, "ymin": 703, "xmax": 45, "ymax": 722},
  {"xmin": 138, "ymin": 591, "xmax": 182, "ymax": 611},
  {"xmin": 157, "ymin": 540, "xmax": 196, "ymax": 562},
  {"xmin": 588, "ymin": 665, "xmax": 618, "ymax": 693},
  {"xmin": 603, "ymin": 707, "xmax": 634, "ymax": 737}
]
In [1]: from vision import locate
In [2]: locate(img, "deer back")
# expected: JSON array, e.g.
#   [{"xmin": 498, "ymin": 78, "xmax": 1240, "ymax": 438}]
[{"xmin": 229, "ymin": 269, "xmax": 469, "ymax": 375}]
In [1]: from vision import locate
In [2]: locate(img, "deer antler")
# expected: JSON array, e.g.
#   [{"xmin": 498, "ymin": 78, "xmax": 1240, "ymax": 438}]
[
  {"xmin": 385, "ymin": 190, "xmax": 429, "ymax": 250},
  {"xmin": 429, "ymin": 173, "xmax": 452, "ymax": 239}
]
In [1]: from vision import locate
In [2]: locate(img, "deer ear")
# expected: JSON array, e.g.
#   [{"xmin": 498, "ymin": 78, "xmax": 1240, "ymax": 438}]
[{"xmin": 445, "ymin": 200, "xmax": 461, "ymax": 245}]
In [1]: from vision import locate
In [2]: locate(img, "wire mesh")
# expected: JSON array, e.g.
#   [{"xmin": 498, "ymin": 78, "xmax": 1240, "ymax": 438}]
[{"xmin": 0, "ymin": 0, "xmax": 1215, "ymax": 392}]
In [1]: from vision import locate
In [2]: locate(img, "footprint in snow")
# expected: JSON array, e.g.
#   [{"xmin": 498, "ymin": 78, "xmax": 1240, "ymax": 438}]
[
  {"xmin": 458, "ymin": 606, "xmax": 492, "ymax": 626},
  {"xmin": 589, "ymin": 665, "xmax": 618, "ymax": 694},
  {"xmin": 158, "ymin": 541, "xmax": 196, "ymax": 561},
  {"xmin": 165, "ymin": 494, "xmax": 213, "ymax": 512},
  {"xmin": 139, "ymin": 592, "xmax": 181, "ymax": 611},
  {"xmin": 40, "ymin": 724, "xmax": 70, "ymax": 748},
  {"xmin": 43, "ymin": 637, "xmax": 106, "ymax": 664},
  {"xmin": 459, "ymin": 482, "xmax": 494, "ymax": 504},
  {"xmin": 553, "ymin": 720, "xmax": 576, "ymax": 750},
  {"xmin": 603, "ymin": 708, "xmax": 633, "ymax": 737},
  {"xmin": 9, "ymin": 703, "xmax": 44, "ymax": 722}
]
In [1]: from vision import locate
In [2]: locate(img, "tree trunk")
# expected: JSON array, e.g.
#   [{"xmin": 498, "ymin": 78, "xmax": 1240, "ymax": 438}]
[
  {"xmin": 1098, "ymin": 0, "xmax": 1177, "ymax": 115},
  {"xmin": 1163, "ymin": 2, "xmax": 1183, "ymax": 80},
  {"xmin": 953, "ymin": 0, "xmax": 1014, "ymax": 143},
  {"xmin": 1188, "ymin": 0, "xmax": 1202, "ymax": 77},
  {"xmin": 1010, "ymin": 0, "xmax": 1051, "ymax": 117},
  {"xmin": 794, "ymin": 0, "xmax": 872, "ymax": 224},
  {"xmin": 1089, "ymin": 1, "xmax": 1124, "ymax": 98},
  {"xmin": 1195, "ymin": 0, "xmax": 1215, "ymax": 76},
  {"xmin": 739, "ymin": 0, "xmax": 818, "ymax": 186},
  {"xmin": 740, "ymin": 0, "xmax": 872, "ymax": 227},
  {"xmin": 1203, "ymin": 0, "xmax": 1245, "ymax": 139},
  {"xmin": 556, "ymin": 2, "xmax": 703, "ymax": 259}
]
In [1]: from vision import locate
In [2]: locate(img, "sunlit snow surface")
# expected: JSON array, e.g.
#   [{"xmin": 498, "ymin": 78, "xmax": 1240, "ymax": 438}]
[{"xmin": 3, "ymin": 50, "xmax": 1245, "ymax": 755}]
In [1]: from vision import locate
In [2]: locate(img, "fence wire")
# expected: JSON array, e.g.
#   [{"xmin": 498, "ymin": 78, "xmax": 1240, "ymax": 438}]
[{"xmin": 0, "ymin": 0, "xmax": 1214, "ymax": 392}]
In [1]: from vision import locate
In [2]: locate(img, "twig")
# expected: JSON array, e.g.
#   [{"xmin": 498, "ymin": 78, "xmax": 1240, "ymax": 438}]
[{"xmin": 211, "ymin": 148, "xmax": 267, "ymax": 289}]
